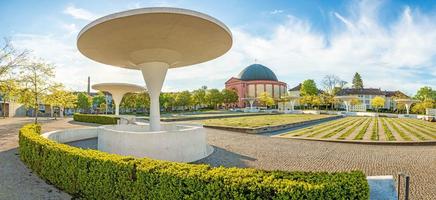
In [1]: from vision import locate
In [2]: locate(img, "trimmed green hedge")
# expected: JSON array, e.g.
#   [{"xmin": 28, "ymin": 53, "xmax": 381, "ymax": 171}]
[
  {"xmin": 19, "ymin": 124, "xmax": 369, "ymax": 199},
  {"xmin": 73, "ymin": 113, "xmax": 119, "ymax": 124}
]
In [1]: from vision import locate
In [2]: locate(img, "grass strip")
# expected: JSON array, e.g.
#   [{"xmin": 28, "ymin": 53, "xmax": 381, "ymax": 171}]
[
  {"xmin": 393, "ymin": 119, "xmax": 428, "ymax": 140},
  {"xmin": 381, "ymin": 118, "xmax": 396, "ymax": 141},
  {"xmin": 338, "ymin": 118, "xmax": 368, "ymax": 140},
  {"xmin": 289, "ymin": 117, "xmax": 351, "ymax": 137},
  {"xmin": 401, "ymin": 120, "xmax": 436, "ymax": 139},
  {"xmin": 353, "ymin": 118, "xmax": 372, "ymax": 140},
  {"xmin": 320, "ymin": 118, "xmax": 362, "ymax": 139},
  {"xmin": 370, "ymin": 117, "xmax": 379, "ymax": 141},
  {"xmin": 385, "ymin": 118, "xmax": 411, "ymax": 141},
  {"xmin": 305, "ymin": 118, "xmax": 358, "ymax": 138},
  {"xmin": 404, "ymin": 119, "xmax": 436, "ymax": 132}
]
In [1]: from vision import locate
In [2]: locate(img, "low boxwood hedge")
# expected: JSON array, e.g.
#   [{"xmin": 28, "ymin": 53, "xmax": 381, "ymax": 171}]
[
  {"xmin": 19, "ymin": 124, "xmax": 369, "ymax": 199},
  {"xmin": 73, "ymin": 113, "xmax": 119, "ymax": 124}
]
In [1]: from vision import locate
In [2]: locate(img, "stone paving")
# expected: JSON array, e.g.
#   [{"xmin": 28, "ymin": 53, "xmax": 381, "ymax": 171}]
[{"xmin": 1, "ymin": 118, "xmax": 435, "ymax": 199}]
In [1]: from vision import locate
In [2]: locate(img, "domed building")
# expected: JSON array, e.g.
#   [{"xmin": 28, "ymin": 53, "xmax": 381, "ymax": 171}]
[{"xmin": 225, "ymin": 64, "xmax": 287, "ymax": 108}]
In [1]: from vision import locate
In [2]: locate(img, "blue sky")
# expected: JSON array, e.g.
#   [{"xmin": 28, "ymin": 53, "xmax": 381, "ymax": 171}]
[{"xmin": 1, "ymin": 0, "xmax": 436, "ymax": 95}]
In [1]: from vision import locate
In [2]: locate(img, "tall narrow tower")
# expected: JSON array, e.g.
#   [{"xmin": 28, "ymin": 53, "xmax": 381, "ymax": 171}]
[{"xmin": 87, "ymin": 76, "xmax": 90, "ymax": 94}]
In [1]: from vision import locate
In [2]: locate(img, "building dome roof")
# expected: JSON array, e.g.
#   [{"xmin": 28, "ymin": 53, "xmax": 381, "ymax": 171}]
[{"xmin": 236, "ymin": 64, "xmax": 278, "ymax": 81}]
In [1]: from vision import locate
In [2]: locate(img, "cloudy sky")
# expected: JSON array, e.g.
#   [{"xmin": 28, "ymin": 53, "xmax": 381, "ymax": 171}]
[{"xmin": 1, "ymin": 0, "xmax": 435, "ymax": 95}]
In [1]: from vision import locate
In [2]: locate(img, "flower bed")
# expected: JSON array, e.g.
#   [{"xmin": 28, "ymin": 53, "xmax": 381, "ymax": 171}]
[{"xmin": 19, "ymin": 124, "xmax": 369, "ymax": 199}]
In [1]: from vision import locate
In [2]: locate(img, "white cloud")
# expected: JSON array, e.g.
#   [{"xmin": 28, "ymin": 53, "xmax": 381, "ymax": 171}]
[
  {"xmin": 11, "ymin": 0, "xmax": 436, "ymax": 95},
  {"xmin": 63, "ymin": 5, "xmax": 98, "ymax": 21},
  {"xmin": 270, "ymin": 10, "xmax": 284, "ymax": 15}
]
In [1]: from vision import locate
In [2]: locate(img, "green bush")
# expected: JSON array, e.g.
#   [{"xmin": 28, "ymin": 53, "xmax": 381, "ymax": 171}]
[
  {"xmin": 73, "ymin": 113, "xmax": 119, "ymax": 124},
  {"xmin": 19, "ymin": 124, "xmax": 369, "ymax": 199}
]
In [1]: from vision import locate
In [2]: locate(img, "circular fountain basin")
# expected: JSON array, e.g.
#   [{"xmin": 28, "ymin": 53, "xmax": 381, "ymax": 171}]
[{"xmin": 42, "ymin": 124, "xmax": 213, "ymax": 163}]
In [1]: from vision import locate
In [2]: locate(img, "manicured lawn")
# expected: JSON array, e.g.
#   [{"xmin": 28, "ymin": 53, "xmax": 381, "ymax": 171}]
[
  {"xmin": 202, "ymin": 114, "xmax": 332, "ymax": 128},
  {"xmin": 279, "ymin": 117, "xmax": 436, "ymax": 142}
]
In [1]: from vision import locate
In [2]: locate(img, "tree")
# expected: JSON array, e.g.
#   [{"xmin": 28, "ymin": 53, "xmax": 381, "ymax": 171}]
[
  {"xmin": 221, "ymin": 89, "xmax": 239, "ymax": 108},
  {"xmin": 411, "ymin": 100, "xmax": 435, "ymax": 114},
  {"xmin": 191, "ymin": 87, "xmax": 207, "ymax": 109},
  {"xmin": 92, "ymin": 92, "xmax": 106, "ymax": 114},
  {"xmin": 321, "ymin": 75, "xmax": 347, "ymax": 110},
  {"xmin": 350, "ymin": 98, "xmax": 361, "ymax": 106},
  {"xmin": 322, "ymin": 75, "xmax": 347, "ymax": 95},
  {"xmin": 43, "ymin": 86, "xmax": 77, "ymax": 118},
  {"xmin": 415, "ymin": 86, "xmax": 436, "ymax": 101},
  {"xmin": 258, "ymin": 92, "xmax": 275, "ymax": 107},
  {"xmin": 0, "ymin": 38, "xmax": 28, "ymax": 83},
  {"xmin": 0, "ymin": 79, "xmax": 19, "ymax": 118},
  {"xmin": 76, "ymin": 92, "xmax": 92, "ymax": 113},
  {"xmin": 19, "ymin": 60, "xmax": 57, "ymax": 123},
  {"xmin": 205, "ymin": 89, "xmax": 223, "ymax": 109},
  {"xmin": 300, "ymin": 79, "xmax": 318, "ymax": 96},
  {"xmin": 371, "ymin": 96, "xmax": 385, "ymax": 112},
  {"xmin": 175, "ymin": 91, "xmax": 192, "ymax": 110},
  {"xmin": 352, "ymin": 72, "xmax": 363, "ymax": 89},
  {"xmin": 160, "ymin": 92, "xmax": 175, "ymax": 112}
]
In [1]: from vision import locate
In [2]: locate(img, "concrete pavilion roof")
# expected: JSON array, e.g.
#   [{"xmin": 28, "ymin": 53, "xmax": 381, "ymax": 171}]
[
  {"xmin": 92, "ymin": 83, "xmax": 145, "ymax": 93},
  {"xmin": 77, "ymin": 7, "xmax": 233, "ymax": 69}
]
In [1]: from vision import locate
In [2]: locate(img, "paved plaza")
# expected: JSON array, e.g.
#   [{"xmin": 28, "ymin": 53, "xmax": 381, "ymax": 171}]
[{"xmin": 0, "ymin": 118, "xmax": 435, "ymax": 199}]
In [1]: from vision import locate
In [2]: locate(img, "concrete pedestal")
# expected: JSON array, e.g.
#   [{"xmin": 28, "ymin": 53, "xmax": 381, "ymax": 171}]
[{"xmin": 98, "ymin": 124, "xmax": 213, "ymax": 162}]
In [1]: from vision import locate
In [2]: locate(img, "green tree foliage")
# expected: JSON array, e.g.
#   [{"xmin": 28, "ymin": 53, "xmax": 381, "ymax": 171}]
[
  {"xmin": 371, "ymin": 96, "xmax": 385, "ymax": 112},
  {"xmin": 0, "ymin": 79, "xmax": 19, "ymax": 117},
  {"xmin": 206, "ymin": 89, "xmax": 223, "ymax": 109},
  {"xmin": 411, "ymin": 100, "xmax": 435, "ymax": 114},
  {"xmin": 352, "ymin": 72, "xmax": 364, "ymax": 89},
  {"xmin": 19, "ymin": 60, "xmax": 58, "ymax": 123},
  {"xmin": 92, "ymin": 92, "xmax": 106, "ymax": 112},
  {"xmin": 258, "ymin": 92, "xmax": 275, "ymax": 107},
  {"xmin": 414, "ymin": 86, "xmax": 436, "ymax": 101},
  {"xmin": 160, "ymin": 92, "xmax": 175, "ymax": 112},
  {"xmin": 175, "ymin": 91, "xmax": 192, "ymax": 110},
  {"xmin": 120, "ymin": 92, "xmax": 150, "ymax": 114},
  {"xmin": 191, "ymin": 88, "xmax": 207, "ymax": 108},
  {"xmin": 300, "ymin": 79, "xmax": 318, "ymax": 96},
  {"xmin": 221, "ymin": 89, "xmax": 239, "ymax": 105},
  {"xmin": 43, "ymin": 86, "xmax": 77, "ymax": 118},
  {"xmin": 76, "ymin": 92, "xmax": 92, "ymax": 113}
]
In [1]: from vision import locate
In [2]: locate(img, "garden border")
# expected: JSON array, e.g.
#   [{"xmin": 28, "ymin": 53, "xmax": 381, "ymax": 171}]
[
  {"xmin": 277, "ymin": 136, "xmax": 436, "ymax": 146},
  {"xmin": 18, "ymin": 123, "xmax": 369, "ymax": 199},
  {"xmin": 203, "ymin": 115, "xmax": 343, "ymax": 134}
]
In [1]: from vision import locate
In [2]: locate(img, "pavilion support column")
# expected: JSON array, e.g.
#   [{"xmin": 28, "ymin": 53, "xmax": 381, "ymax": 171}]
[
  {"xmin": 111, "ymin": 91, "xmax": 124, "ymax": 116},
  {"xmin": 140, "ymin": 62, "xmax": 169, "ymax": 131},
  {"xmin": 344, "ymin": 101, "xmax": 351, "ymax": 112},
  {"xmin": 290, "ymin": 100, "xmax": 295, "ymax": 111},
  {"xmin": 405, "ymin": 103, "xmax": 411, "ymax": 115}
]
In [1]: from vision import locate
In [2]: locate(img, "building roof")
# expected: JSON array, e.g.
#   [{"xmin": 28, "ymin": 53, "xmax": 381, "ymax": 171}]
[
  {"xmin": 288, "ymin": 83, "xmax": 301, "ymax": 91},
  {"xmin": 236, "ymin": 64, "xmax": 278, "ymax": 81},
  {"xmin": 337, "ymin": 88, "xmax": 409, "ymax": 98}
]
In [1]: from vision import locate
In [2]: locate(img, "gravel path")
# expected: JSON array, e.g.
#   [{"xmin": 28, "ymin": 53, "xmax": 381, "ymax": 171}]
[{"xmin": 1, "ymin": 118, "xmax": 435, "ymax": 199}]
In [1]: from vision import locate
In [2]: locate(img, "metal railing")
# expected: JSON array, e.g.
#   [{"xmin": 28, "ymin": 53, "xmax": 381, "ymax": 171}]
[{"xmin": 397, "ymin": 173, "xmax": 410, "ymax": 200}]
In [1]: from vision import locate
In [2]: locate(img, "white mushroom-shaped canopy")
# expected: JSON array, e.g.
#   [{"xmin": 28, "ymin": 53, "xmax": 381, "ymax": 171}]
[
  {"xmin": 77, "ymin": 7, "xmax": 233, "ymax": 69},
  {"xmin": 394, "ymin": 99, "xmax": 419, "ymax": 104},
  {"xmin": 92, "ymin": 83, "xmax": 145, "ymax": 93},
  {"xmin": 92, "ymin": 83, "xmax": 145, "ymax": 115}
]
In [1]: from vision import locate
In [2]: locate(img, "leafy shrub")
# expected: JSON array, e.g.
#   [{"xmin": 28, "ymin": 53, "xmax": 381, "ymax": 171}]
[
  {"xmin": 73, "ymin": 113, "xmax": 119, "ymax": 124},
  {"xmin": 19, "ymin": 124, "xmax": 369, "ymax": 199}
]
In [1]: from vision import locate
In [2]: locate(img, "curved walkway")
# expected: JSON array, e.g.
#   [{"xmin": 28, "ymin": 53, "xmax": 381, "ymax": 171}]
[{"xmin": 1, "ymin": 118, "xmax": 435, "ymax": 199}]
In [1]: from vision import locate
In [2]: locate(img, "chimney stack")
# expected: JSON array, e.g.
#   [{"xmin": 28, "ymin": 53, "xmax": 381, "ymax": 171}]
[{"xmin": 87, "ymin": 76, "xmax": 90, "ymax": 94}]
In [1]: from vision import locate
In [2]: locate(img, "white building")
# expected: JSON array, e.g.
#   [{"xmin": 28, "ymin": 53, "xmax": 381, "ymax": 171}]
[{"xmin": 336, "ymin": 88, "xmax": 407, "ymax": 112}]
